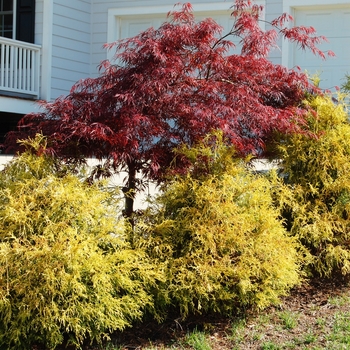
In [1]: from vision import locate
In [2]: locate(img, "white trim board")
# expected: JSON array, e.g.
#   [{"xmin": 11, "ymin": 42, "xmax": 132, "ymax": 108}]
[
  {"xmin": 41, "ymin": 0, "xmax": 53, "ymax": 102},
  {"xmin": 0, "ymin": 96, "xmax": 41, "ymax": 115},
  {"xmin": 283, "ymin": 0, "xmax": 350, "ymax": 10}
]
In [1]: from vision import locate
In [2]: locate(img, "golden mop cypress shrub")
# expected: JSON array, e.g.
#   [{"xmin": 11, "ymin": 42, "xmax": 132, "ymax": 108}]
[
  {"xmin": 0, "ymin": 135, "xmax": 158, "ymax": 349},
  {"xmin": 278, "ymin": 94, "xmax": 350, "ymax": 277},
  {"xmin": 135, "ymin": 134, "xmax": 302, "ymax": 317}
]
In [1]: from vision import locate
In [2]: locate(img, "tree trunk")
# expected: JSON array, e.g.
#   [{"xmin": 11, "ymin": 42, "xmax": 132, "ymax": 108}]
[{"xmin": 122, "ymin": 161, "xmax": 136, "ymax": 226}]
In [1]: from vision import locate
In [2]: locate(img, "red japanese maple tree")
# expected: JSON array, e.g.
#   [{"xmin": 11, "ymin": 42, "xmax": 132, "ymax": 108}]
[{"xmin": 3, "ymin": 0, "xmax": 333, "ymax": 217}]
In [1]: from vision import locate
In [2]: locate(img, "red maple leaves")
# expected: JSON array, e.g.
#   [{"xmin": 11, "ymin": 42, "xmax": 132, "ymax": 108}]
[{"xmin": 3, "ymin": 0, "xmax": 333, "ymax": 215}]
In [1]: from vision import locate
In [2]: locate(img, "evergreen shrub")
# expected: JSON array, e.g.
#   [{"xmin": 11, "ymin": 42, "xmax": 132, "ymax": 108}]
[
  {"xmin": 0, "ymin": 135, "xmax": 159, "ymax": 349},
  {"xmin": 135, "ymin": 134, "xmax": 302, "ymax": 317},
  {"xmin": 277, "ymin": 94, "xmax": 350, "ymax": 277}
]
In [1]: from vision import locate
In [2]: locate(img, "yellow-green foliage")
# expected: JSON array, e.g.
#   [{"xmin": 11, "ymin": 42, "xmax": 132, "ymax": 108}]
[
  {"xmin": 278, "ymin": 94, "xmax": 350, "ymax": 277},
  {"xmin": 135, "ymin": 134, "xmax": 302, "ymax": 317},
  {"xmin": 0, "ymin": 135, "xmax": 158, "ymax": 349}
]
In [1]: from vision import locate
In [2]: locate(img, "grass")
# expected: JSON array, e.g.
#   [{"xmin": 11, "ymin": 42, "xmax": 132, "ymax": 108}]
[
  {"xmin": 77, "ymin": 279, "xmax": 350, "ymax": 350},
  {"xmin": 278, "ymin": 310, "xmax": 299, "ymax": 330},
  {"xmin": 326, "ymin": 312, "xmax": 350, "ymax": 345},
  {"xmin": 184, "ymin": 328, "xmax": 211, "ymax": 350}
]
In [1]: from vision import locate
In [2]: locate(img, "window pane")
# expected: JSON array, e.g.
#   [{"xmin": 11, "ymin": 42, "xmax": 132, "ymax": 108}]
[
  {"xmin": 4, "ymin": 14, "xmax": 12, "ymax": 29},
  {"xmin": 0, "ymin": 15, "xmax": 3, "ymax": 36},
  {"xmin": 3, "ymin": 1, "xmax": 13, "ymax": 12},
  {"xmin": 3, "ymin": 14, "xmax": 12, "ymax": 38},
  {"xmin": 1, "ymin": 0, "xmax": 13, "ymax": 38}
]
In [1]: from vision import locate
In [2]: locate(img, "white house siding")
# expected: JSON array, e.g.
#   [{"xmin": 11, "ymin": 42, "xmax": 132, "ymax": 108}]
[
  {"xmin": 50, "ymin": 0, "xmax": 92, "ymax": 99},
  {"xmin": 34, "ymin": 0, "xmax": 44, "ymax": 48}
]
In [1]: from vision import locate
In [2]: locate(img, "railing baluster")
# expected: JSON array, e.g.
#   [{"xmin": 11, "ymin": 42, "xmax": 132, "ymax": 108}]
[
  {"xmin": 0, "ymin": 37, "xmax": 41, "ymax": 97},
  {"xmin": 27, "ymin": 50, "xmax": 31, "ymax": 91},
  {"xmin": 9, "ymin": 45, "xmax": 14, "ymax": 89},
  {"xmin": 23, "ymin": 49, "xmax": 27, "ymax": 90},
  {"xmin": 14, "ymin": 46, "xmax": 18, "ymax": 90},
  {"xmin": 0, "ymin": 43, "xmax": 4, "ymax": 87},
  {"xmin": 5, "ymin": 44, "xmax": 9, "ymax": 88},
  {"xmin": 31, "ymin": 50, "xmax": 35, "ymax": 92},
  {"xmin": 18, "ymin": 47, "xmax": 23, "ymax": 90}
]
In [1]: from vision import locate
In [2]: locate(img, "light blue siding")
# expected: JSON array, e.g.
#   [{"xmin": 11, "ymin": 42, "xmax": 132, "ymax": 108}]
[
  {"xmin": 50, "ymin": 0, "xmax": 92, "ymax": 99},
  {"xmin": 266, "ymin": 0, "xmax": 283, "ymax": 64},
  {"xmin": 34, "ymin": 0, "xmax": 44, "ymax": 45}
]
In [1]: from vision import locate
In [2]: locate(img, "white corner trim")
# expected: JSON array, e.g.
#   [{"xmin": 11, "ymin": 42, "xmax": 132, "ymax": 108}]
[
  {"xmin": 41, "ymin": 0, "xmax": 54, "ymax": 102},
  {"xmin": 12, "ymin": 0, "xmax": 17, "ymax": 40}
]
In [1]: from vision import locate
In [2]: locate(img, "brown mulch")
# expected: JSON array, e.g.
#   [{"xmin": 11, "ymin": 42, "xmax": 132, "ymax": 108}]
[
  {"xmin": 37, "ymin": 276, "xmax": 350, "ymax": 349},
  {"xmin": 99, "ymin": 276, "xmax": 350, "ymax": 349}
]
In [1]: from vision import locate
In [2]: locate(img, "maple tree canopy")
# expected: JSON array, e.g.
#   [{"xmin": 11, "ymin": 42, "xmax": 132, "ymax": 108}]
[{"xmin": 3, "ymin": 0, "xmax": 333, "ymax": 216}]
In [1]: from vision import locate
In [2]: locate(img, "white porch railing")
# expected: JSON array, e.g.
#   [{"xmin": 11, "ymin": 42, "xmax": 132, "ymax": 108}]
[{"xmin": 0, "ymin": 37, "xmax": 41, "ymax": 98}]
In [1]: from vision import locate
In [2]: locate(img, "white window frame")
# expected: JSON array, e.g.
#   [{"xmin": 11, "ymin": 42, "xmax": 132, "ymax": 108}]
[
  {"xmin": 0, "ymin": 0, "xmax": 16, "ymax": 39},
  {"xmin": 107, "ymin": 1, "xmax": 265, "ymax": 61},
  {"xmin": 282, "ymin": 0, "xmax": 350, "ymax": 68}
]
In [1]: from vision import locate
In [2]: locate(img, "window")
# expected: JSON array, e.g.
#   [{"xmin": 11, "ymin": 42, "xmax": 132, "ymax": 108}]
[
  {"xmin": 0, "ymin": 0, "xmax": 35, "ymax": 43},
  {"xmin": 0, "ymin": 0, "xmax": 14, "ymax": 39}
]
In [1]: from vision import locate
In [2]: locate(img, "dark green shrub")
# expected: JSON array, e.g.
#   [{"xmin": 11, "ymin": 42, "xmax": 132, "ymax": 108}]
[
  {"xmin": 0, "ymin": 135, "xmax": 160, "ymax": 349},
  {"xmin": 277, "ymin": 94, "xmax": 350, "ymax": 277},
  {"xmin": 135, "ymin": 134, "xmax": 302, "ymax": 317}
]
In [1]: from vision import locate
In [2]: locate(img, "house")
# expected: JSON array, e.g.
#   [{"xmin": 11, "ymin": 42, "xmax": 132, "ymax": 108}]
[
  {"xmin": 1, "ymin": 0, "xmax": 349, "ymax": 144},
  {"xmin": 1, "ymin": 0, "xmax": 349, "ymax": 207}
]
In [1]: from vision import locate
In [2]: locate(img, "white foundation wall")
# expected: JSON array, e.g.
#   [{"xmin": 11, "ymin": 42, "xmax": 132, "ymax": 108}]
[
  {"xmin": 0, "ymin": 155, "xmax": 158, "ymax": 210},
  {"xmin": 0, "ymin": 155, "xmax": 279, "ymax": 211}
]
